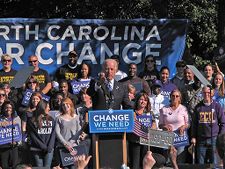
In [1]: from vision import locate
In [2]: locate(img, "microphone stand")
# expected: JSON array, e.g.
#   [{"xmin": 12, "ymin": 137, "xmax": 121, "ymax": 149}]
[{"xmin": 209, "ymin": 85, "xmax": 214, "ymax": 166}]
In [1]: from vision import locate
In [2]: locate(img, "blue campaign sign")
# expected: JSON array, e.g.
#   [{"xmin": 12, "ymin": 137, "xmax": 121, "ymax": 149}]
[
  {"xmin": 71, "ymin": 79, "xmax": 90, "ymax": 94},
  {"xmin": 0, "ymin": 18, "xmax": 188, "ymax": 78},
  {"xmin": 136, "ymin": 115, "xmax": 152, "ymax": 127},
  {"xmin": 173, "ymin": 129, "xmax": 189, "ymax": 148},
  {"xmin": 88, "ymin": 109, "xmax": 134, "ymax": 133},
  {"xmin": 22, "ymin": 89, "xmax": 50, "ymax": 106},
  {"xmin": 0, "ymin": 123, "xmax": 22, "ymax": 145}
]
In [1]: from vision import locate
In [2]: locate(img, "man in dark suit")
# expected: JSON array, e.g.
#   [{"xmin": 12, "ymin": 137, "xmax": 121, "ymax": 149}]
[
  {"xmin": 87, "ymin": 59, "xmax": 133, "ymax": 169},
  {"xmin": 87, "ymin": 58, "xmax": 132, "ymax": 110}
]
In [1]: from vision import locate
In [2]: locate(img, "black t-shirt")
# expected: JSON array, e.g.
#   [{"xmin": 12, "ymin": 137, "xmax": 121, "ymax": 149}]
[
  {"xmin": 0, "ymin": 69, "xmax": 17, "ymax": 85},
  {"xmin": 31, "ymin": 68, "xmax": 51, "ymax": 90},
  {"xmin": 55, "ymin": 64, "xmax": 80, "ymax": 82}
]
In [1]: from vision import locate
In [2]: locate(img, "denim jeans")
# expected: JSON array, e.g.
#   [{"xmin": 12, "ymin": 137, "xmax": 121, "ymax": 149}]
[
  {"xmin": 197, "ymin": 137, "xmax": 221, "ymax": 168},
  {"xmin": 33, "ymin": 149, "xmax": 54, "ymax": 167}
]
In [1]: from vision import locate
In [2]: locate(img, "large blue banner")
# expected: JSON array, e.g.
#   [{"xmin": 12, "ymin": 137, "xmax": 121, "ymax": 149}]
[{"xmin": 0, "ymin": 18, "xmax": 188, "ymax": 77}]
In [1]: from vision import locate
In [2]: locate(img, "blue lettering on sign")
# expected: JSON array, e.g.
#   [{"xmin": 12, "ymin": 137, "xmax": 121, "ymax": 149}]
[
  {"xmin": 22, "ymin": 89, "xmax": 50, "ymax": 106},
  {"xmin": 71, "ymin": 80, "xmax": 90, "ymax": 94},
  {"xmin": 89, "ymin": 109, "xmax": 134, "ymax": 133},
  {"xmin": 136, "ymin": 115, "xmax": 152, "ymax": 127},
  {"xmin": 173, "ymin": 130, "xmax": 189, "ymax": 148},
  {"xmin": 0, "ymin": 123, "xmax": 22, "ymax": 145}
]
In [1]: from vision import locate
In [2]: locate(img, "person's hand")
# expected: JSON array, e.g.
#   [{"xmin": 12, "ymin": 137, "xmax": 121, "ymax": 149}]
[
  {"xmin": 79, "ymin": 132, "xmax": 88, "ymax": 141},
  {"xmin": 143, "ymin": 151, "xmax": 156, "ymax": 169},
  {"xmin": 178, "ymin": 125, "xmax": 186, "ymax": 135},
  {"xmin": 162, "ymin": 124, "xmax": 173, "ymax": 132},
  {"xmin": 0, "ymin": 120, "xmax": 9, "ymax": 127},
  {"xmin": 191, "ymin": 138, "xmax": 196, "ymax": 146},
  {"xmin": 74, "ymin": 154, "xmax": 92, "ymax": 169},
  {"xmin": 64, "ymin": 143, "xmax": 74, "ymax": 153},
  {"xmin": 98, "ymin": 72, "xmax": 106, "ymax": 85}
]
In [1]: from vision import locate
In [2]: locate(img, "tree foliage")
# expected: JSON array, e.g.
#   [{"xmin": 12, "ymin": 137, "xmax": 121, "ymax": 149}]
[{"xmin": 0, "ymin": 0, "xmax": 219, "ymax": 64}]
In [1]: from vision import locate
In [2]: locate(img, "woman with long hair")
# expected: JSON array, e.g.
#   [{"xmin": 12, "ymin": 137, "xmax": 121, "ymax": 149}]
[
  {"xmin": 213, "ymin": 72, "xmax": 225, "ymax": 111},
  {"xmin": 55, "ymin": 97, "xmax": 89, "ymax": 169},
  {"xmin": 0, "ymin": 101, "xmax": 21, "ymax": 169},
  {"xmin": 129, "ymin": 92, "xmax": 157, "ymax": 169},
  {"xmin": 27, "ymin": 100, "xmax": 55, "ymax": 167},
  {"xmin": 139, "ymin": 55, "xmax": 160, "ymax": 88}
]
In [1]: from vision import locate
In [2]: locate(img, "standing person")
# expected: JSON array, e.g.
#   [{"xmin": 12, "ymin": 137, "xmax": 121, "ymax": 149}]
[
  {"xmin": 58, "ymin": 80, "xmax": 78, "ymax": 107},
  {"xmin": 149, "ymin": 82, "xmax": 168, "ymax": 129},
  {"xmin": 87, "ymin": 59, "xmax": 132, "ymax": 110},
  {"xmin": 0, "ymin": 88, "xmax": 8, "ymax": 113},
  {"xmin": 171, "ymin": 60, "xmax": 186, "ymax": 91},
  {"xmin": 0, "ymin": 54, "xmax": 17, "ymax": 85},
  {"xmin": 55, "ymin": 50, "xmax": 80, "ymax": 82},
  {"xmin": 110, "ymin": 55, "xmax": 127, "ymax": 81},
  {"xmin": 212, "ymin": 72, "xmax": 225, "ymax": 112},
  {"xmin": 157, "ymin": 66, "xmax": 177, "ymax": 103},
  {"xmin": 0, "ymin": 101, "xmax": 21, "ymax": 169},
  {"xmin": 120, "ymin": 63, "xmax": 151, "ymax": 95},
  {"xmin": 27, "ymin": 100, "xmax": 56, "ymax": 167},
  {"xmin": 159, "ymin": 89, "xmax": 189, "ymax": 163},
  {"xmin": 19, "ymin": 92, "xmax": 42, "ymax": 165},
  {"xmin": 129, "ymin": 92, "xmax": 157, "ymax": 169},
  {"xmin": 182, "ymin": 67, "xmax": 202, "ymax": 116},
  {"xmin": 77, "ymin": 62, "xmax": 92, "ymax": 81},
  {"xmin": 139, "ymin": 55, "xmax": 160, "ymax": 88},
  {"xmin": 55, "ymin": 97, "xmax": 89, "ymax": 169},
  {"xmin": 28, "ymin": 55, "xmax": 52, "ymax": 95},
  {"xmin": 204, "ymin": 63, "xmax": 214, "ymax": 84},
  {"xmin": 87, "ymin": 59, "xmax": 133, "ymax": 169},
  {"xmin": 191, "ymin": 86, "xmax": 225, "ymax": 168}
]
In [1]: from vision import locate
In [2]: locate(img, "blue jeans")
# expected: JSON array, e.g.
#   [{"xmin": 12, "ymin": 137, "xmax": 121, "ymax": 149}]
[
  {"xmin": 197, "ymin": 137, "xmax": 221, "ymax": 168},
  {"xmin": 33, "ymin": 149, "xmax": 54, "ymax": 167}
]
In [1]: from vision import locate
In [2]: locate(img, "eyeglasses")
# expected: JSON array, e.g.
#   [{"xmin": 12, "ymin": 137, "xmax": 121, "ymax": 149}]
[
  {"xmin": 171, "ymin": 95, "xmax": 180, "ymax": 98},
  {"xmin": 0, "ymin": 93, "xmax": 6, "ymax": 97},
  {"xmin": 3, "ymin": 59, "xmax": 12, "ymax": 63},
  {"xmin": 146, "ymin": 60, "xmax": 154, "ymax": 63},
  {"xmin": 29, "ymin": 60, "xmax": 37, "ymax": 63}
]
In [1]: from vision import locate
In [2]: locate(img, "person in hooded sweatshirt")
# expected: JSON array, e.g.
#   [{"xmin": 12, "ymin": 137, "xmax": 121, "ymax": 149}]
[{"xmin": 27, "ymin": 100, "xmax": 56, "ymax": 167}]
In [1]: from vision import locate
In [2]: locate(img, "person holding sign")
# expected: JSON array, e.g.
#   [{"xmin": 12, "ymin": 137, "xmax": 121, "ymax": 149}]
[
  {"xmin": 159, "ymin": 89, "xmax": 189, "ymax": 163},
  {"xmin": 71, "ymin": 62, "xmax": 92, "ymax": 95},
  {"xmin": 0, "ymin": 101, "xmax": 21, "ymax": 169},
  {"xmin": 129, "ymin": 92, "xmax": 157, "ymax": 169},
  {"xmin": 55, "ymin": 97, "xmax": 89, "ymax": 169},
  {"xmin": 26, "ymin": 100, "xmax": 56, "ymax": 167}
]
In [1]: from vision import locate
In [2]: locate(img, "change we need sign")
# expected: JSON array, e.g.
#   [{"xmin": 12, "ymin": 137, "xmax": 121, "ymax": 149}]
[
  {"xmin": 0, "ymin": 122, "xmax": 22, "ymax": 145},
  {"xmin": 88, "ymin": 109, "xmax": 134, "ymax": 133}
]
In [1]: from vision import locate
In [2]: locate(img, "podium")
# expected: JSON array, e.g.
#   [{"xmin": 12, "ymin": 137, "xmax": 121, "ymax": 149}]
[
  {"xmin": 88, "ymin": 109, "xmax": 134, "ymax": 169},
  {"xmin": 93, "ymin": 133, "xmax": 127, "ymax": 169}
]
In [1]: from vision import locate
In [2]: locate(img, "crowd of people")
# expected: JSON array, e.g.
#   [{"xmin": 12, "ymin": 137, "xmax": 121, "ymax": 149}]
[{"xmin": 0, "ymin": 50, "xmax": 225, "ymax": 169}]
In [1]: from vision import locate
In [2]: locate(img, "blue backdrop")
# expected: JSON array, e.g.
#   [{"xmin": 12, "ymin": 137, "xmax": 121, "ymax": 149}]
[{"xmin": 0, "ymin": 18, "xmax": 188, "ymax": 78}]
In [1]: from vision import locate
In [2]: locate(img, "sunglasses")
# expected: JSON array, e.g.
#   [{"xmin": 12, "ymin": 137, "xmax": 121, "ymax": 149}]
[
  {"xmin": 146, "ymin": 60, "xmax": 154, "ymax": 63},
  {"xmin": 3, "ymin": 59, "xmax": 12, "ymax": 63},
  {"xmin": 0, "ymin": 93, "xmax": 6, "ymax": 97},
  {"xmin": 29, "ymin": 60, "xmax": 37, "ymax": 63},
  {"xmin": 28, "ymin": 81, "xmax": 36, "ymax": 84}
]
